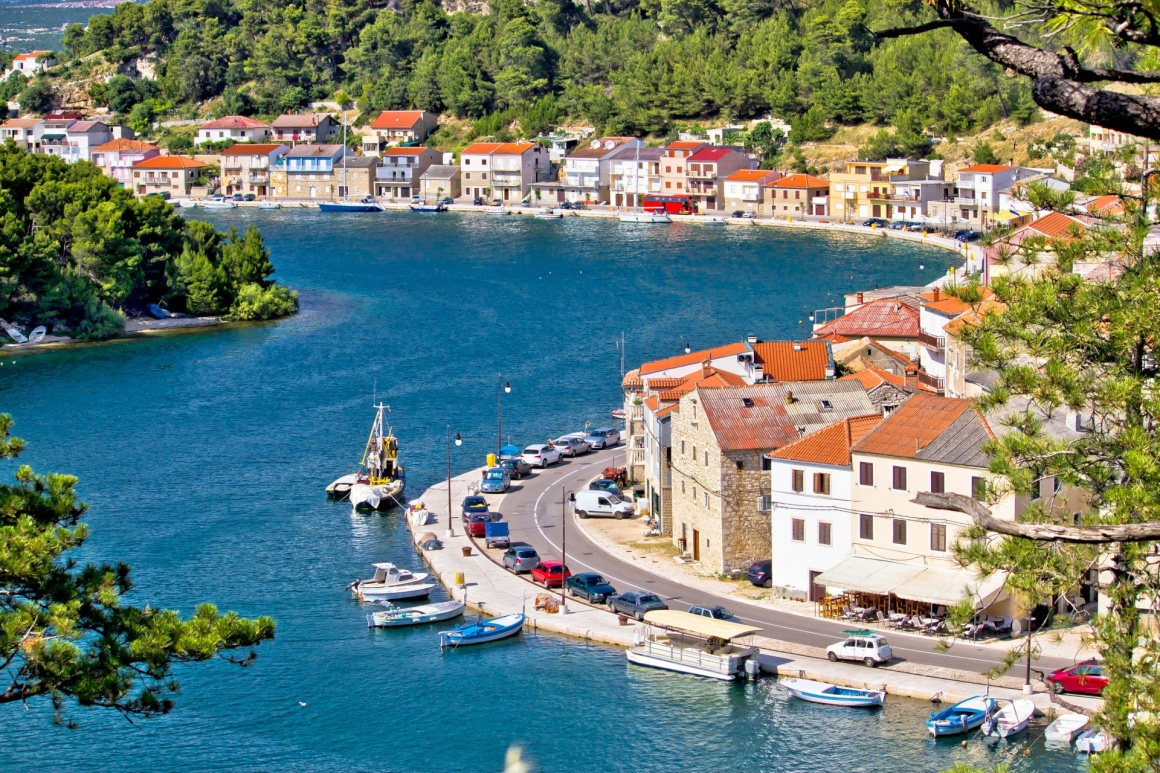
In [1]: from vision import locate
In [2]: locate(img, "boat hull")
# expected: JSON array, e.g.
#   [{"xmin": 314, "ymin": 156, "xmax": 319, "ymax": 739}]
[
  {"xmin": 356, "ymin": 582, "xmax": 435, "ymax": 601},
  {"xmin": 626, "ymin": 649, "xmax": 739, "ymax": 681},
  {"xmin": 926, "ymin": 697, "xmax": 996, "ymax": 737},
  {"xmin": 327, "ymin": 473, "xmax": 358, "ymax": 499},
  {"xmin": 367, "ymin": 600, "xmax": 465, "ymax": 628},
  {"xmin": 319, "ymin": 202, "xmax": 383, "ymax": 212},
  {"xmin": 1075, "ymin": 729, "xmax": 1110, "ymax": 753},
  {"xmin": 781, "ymin": 678, "xmax": 885, "ymax": 707},
  {"xmin": 1044, "ymin": 714, "xmax": 1089, "ymax": 743},
  {"xmin": 410, "ymin": 204, "xmax": 445, "ymax": 212},
  {"xmin": 620, "ymin": 213, "xmax": 670, "ymax": 224},
  {"xmin": 350, "ymin": 479, "xmax": 405, "ymax": 510},
  {"xmin": 439, "ymin": 613, "xmax": 525, "ymax": 648}
]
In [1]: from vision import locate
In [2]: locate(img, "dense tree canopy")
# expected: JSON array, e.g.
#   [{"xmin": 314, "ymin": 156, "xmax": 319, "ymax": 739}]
[
  {"xmin": 53, "ymin": 0, "xmax": 1037, "ymax": 139},
  {"xmin": 0, "ymin": 145, "xmax": 298, "ymax": 340},
  {"xmin": 0, "ymin": 415, "xmax": 275, "ymax": 722}
]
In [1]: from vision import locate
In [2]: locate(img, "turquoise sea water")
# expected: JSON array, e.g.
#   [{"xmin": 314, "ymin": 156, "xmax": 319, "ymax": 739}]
[{"xmin": 0, "ymin": 213, "xmax": 1082, "ymax": 772}]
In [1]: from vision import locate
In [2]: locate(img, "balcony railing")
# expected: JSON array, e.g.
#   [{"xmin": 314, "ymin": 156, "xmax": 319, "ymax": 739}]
[
  {"xmin": 376, "ymin": 168, "xmax": 413, "ymax": 181},
  {"xmin": 918, "ymin": 330, "xmax": 946, "ymax": 350},
  {"xmin": 954, "ymin": 196, "xmax": 981, "ymax": 206},
  {"xmin": 916, "ymin": 370, "xmax": 946, "ymax": 393}
]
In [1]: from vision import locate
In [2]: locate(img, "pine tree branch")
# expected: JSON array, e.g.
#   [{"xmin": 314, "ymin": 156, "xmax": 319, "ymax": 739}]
[{"xmin": 913, "ymin": 492, "xmax": 1160, "ymax": 542}]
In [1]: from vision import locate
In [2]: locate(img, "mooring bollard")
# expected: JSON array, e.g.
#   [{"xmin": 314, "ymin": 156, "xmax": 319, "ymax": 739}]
[{"xmin": 461, "ymin": 546, "xmax": 472, "ymax": 558}]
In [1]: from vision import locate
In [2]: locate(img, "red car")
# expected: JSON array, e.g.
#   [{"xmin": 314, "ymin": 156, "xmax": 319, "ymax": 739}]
[
  {"xmin": 468, "ymin": 513, "xmax": 492, "ymax": 537},
  {"xmin": 530, "ymin": 561, "xmax": 571, "ymax": 588},
  {"xmin": 1045, "ymin": 660, "xmax": 1108, "ymax": 695}
]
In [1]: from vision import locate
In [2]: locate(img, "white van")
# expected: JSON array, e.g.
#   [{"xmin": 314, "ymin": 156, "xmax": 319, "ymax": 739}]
[{"xmin": 573, "ymin": 489, "xmax": 634, "ymax": 519}]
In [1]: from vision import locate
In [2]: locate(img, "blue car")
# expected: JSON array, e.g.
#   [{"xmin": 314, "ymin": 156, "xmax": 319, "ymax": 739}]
[
  {"xmin": 566, "ymin": 573, "xmax": 616, "ymax": 603},
  {"xmin": 480, "ymin": 467, "xmax": 510, "ymax": 494}
]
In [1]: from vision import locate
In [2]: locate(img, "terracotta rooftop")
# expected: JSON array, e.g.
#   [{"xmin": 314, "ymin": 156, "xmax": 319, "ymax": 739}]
[
  {"xmin": 14, "ymin": 51, "xmax": 51, "ymax": 61},
  {"xmin": 383, "ymin": 147, "xmax": 429, "ymax": 156},
  {"xmin": 665, "ymin": 141, "xmax": 707, "ymax": 151},
  {"xmin": 271, "ymin": 113, "xmax": 332, "ymax": 128},
  {"xmin": 644, "ymin": 377, "xmax": 688, "ymax": 389},
  {"xmin": 852, "ymin": 393, "xmax": 994, "ymax": 465},
  {"xmin": 568, "ymin": 138, "xmax": 634, "ymax": 159},
  {"xmin": 918, "ymin": 287, "xmax": 995, "ymax": 317},
  {"xmin": 91, "ymin": 138, "xmax": 156, "ymax": 152},
  {"xmin": 812, "ymin": 298, "xmax": 921, "ymax": 340},
  {"xmin": 687, "ymin": 147, "xmax": 737, "ymax": 163},
  {"xmin": 199, "ymin": 116, "xmax": 269, "ymax": 130},
  {"xmin": 752, "ymin": 340, "xmax": 833, "ymax": 381},
  {"xmin": 944, "ymin": 298, "xmax": 1006, "ymax": 338},
  {"xmin": 639, "ymin": 342, "xmax": 749, "ymax": 376},
  {"xmin": 1023, "ymin": 211, "xmax": 1091, "ymax": 239},
  {"xmin": 1, "ymin": 117, "xmax": 43, "ymax": 128},
  {"xmin": 771, "ymin": 414, "xmax": 884, "ymax": 466},
  {"xmin": 725, "ymin": 169, "xmax": 779, "ymax": 182},
  {"xmin": 657, "ymin": 366, "xmax": 746, "ymax": 401},
  {"xmin": 770, "ymin": 173, "xmax": 828, "ymax": 188},
  {"xmin": 220, "ymin": 143, "xmax": 286, "ymax": 155},
  {"xmin": 695, "ymin": 381, "xmax": 876, "ymax": 451},
  {"xmin": 132, "ymin": 155, "xmax": 207, "ymax": 170},
  {"xmin": 461, "ymin": 141, "xmax": 538, "ymax": 156},
  {"xmin": 621, "ymin": 368, "xmax": 642, "ymax": 388},
  {"xmin": 370, "ymin": 110, "xmax": 426, "ymax": 129},
  {"xmin": 1087, "ymin": 194, "xmax": 1125, "ymax": 216},
  {"xmin": 958, "ymin": 164, "xmax": 1013, "ymax": 174}
]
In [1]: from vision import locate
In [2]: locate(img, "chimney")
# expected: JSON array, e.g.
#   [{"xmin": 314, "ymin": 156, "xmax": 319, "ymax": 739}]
[
  {"xmin": 856, "ymin": 291, "xmax": 864, "ymax": 304},
  {"xmin": 785, "ymin": 390, "xmax": 795, "ymax": 405},
  {"xmin": 747, "ymin": 334, "xmax": 758, "ymax": 344},
  {"xmin": 932, "ymin": 287, "xmax": 941, "ymax": 301},
  {"xmin": 793, "ymin": 342, "xmax": 802, "ymax": 352}
]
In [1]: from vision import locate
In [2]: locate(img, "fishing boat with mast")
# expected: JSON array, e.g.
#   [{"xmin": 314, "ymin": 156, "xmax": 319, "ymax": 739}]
[
  {"xmin": 318, "ymin": 110, "xmax": 383, "ymax": 213},
  {"xmin": 340, "ymin": 403, "xmax": 405, "ymax": 510}
]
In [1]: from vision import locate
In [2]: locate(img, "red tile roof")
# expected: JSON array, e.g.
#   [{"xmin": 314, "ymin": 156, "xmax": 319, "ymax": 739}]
[
  {"xmin": 958, "ymin": 164, "xmax": 1013, "ymax": 173},
  {"xmin": 687, "ymin": 147, "xmax": 736, "ymax": 163},
  {"xmin": 771, "ymin": 414, "xmax": 883, "ymax": 466},
  {"xmin": 621, "ymin": 369, "xmax": 642, "ymax": 388},
  {"xmin": 132, "ymin": 155, "xmax": 207, "ymax": 170},
  {"xmin": 1023, "ymin": 211, "xmax": 1090, "ymax": 239},
  {"xmin": 92, "ymin": 138, "xmax": 157, "ymax": 153},
  {"xmin": 461, "ymin": 141, "xmax": 537, "ymax": 156},
  {"xmin": 852, "ymin": 393, "xmax": 991, "ymax": 458},
  {"xmin": 771, "ymin": 173, "xmax": 829, "ymax": 189},
  {"xmin": 14, "ymin": 51, "xmax": 51, "ymax": 61},
  {"xmin": 199, "ymin": 116, "xmax": 269, "ymax": 130},
  {"xmin": 918, "ymin": 287, "xmax": 995, "ymax": 317},
  {"xmin": 752, "ymin": 340, "xmax": 832, "ymax": 382},
  {"xmin": 813, "ymin": 299, "xmax": 920, "ymax": 340},
  {"xmin": 696, "ymin": 382, "xmax": 875, "ymax": 451},
  {"xmin": 220, "ymin": 143, "xmax": 286, "ymax": 155},
  {"xmin": 370, "ymin": 110, "xmax": 426, "ymax": 129},
  {"xmin": 666, "ymin": 141, "xmax": 707, "ymax": 151},
  {"xmin": 639, "ymin": 342, "xmax": 749, "ymax": 376},
  {"xmin": 1087, "ymin": 194, "xmax": 1125, "ymax": 215},
  {"xmin": 657, "ymin": 366, "xmax": 746, "ymax": 401},
  {"xmin": 271, "ymin": 113, "xmax": 332, "ymax": 128}
]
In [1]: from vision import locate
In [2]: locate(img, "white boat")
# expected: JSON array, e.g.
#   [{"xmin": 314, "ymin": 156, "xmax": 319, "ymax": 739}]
[
  {"xmin": 178, "ymin": 199, "xmax": 198, "ymax": 208},
  {"xmin": 355, "ymin": 581, "xmax": 436, "ymax": 602},
  {"xmin": 346, "ymin": 403, "xmax": 406, "ymax": 511},
  {"xmin": 1075, "ymin": 728, "xmax": 1111, "ymax": 753},
  {"xmin": 202, "ymin": 200, "xmax": 237, "ymax": 210},
  {"xmin": 26, "ymin": 325, "xmax": 46, "ymax": 344},
  {"xmin": 982, "ymin": 698, "xmax": 1035, "ymax": 738},
  {"xmin": 700, "ymin": 216, "xmax": 727, "ymax": 225},
  {"xmin": 610, "ymin": 408, "xmax": 626, "ymax": 420},
  {"xmin": 485, "ymin": 206, "xmax": 511, "ymax": 215},
  {"xmin": 326, "ymin": 472, "xmax": 357, "ymax": 499},
  {"xmin": 439, "ymin": 612, "xmax": 525, "ymax": 648},
  {"xmin": 349, "ymin": 562, "xmax": 429, "ymax": 598},
  {"xmin": 367, "ymin": 599, "xmax": 465, "ymax": 628},
  {"xmin": 781, "ymin": 678, "xmax": 885, "ymax": 707},
  {"xmin": 534, "ymin": 208, "xmax": 562, "ymax": 219},
  {"xmin": 619, "ymin": 211, "xmax": 670, "ymax": 224},
  {"xmin": 0, "ymin": 318, "xmax": 27, "ymax": 344},
  {"xmin": 626, "ymin": 610, "xmax": 760, "ymax": 681},
  {"xmin": 258, "ymin": 201, "xmax": 281, "ymax": 210},
  {"xmin": 1044, "ymin": 713, "xmax": 1089, "ymax": 743}
]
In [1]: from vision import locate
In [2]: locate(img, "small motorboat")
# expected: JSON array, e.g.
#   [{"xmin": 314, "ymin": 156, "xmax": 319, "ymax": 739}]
[
  {"xmin": 700, "ymin": 216, "xmax": 727, "ymax": 225},
  {"xmin": 319, "ymin": 197, "xmax": 383, "ymax": 213},
  {"xmin": 1075, "ymin": 728, "xmax": 1111, "ymax": 753},
  {"xmin": 258, "ymin": 201, "xmax": 281, "ymax": 210},
  {"xmin": 367, "ymin": 599, "xmax": 465, "ymax": 628},
  {"xmin": 202, "ymin": 200, "xmax": 237, "ymax": 210},
  {"xmin": 619, "ymin": 211, "xmax": 670, "ymax": 224},
  {"xmin": 439, "ymin": 613, "xmax": 524, "ymax": 649},
  {"xmin": 26, "ymin": 325, "xmax": 46, "ymax": 344},
  {"xmin": 781, "ymin": 678, "xmax": 885, "ymax": 708},
  {"xmin": 982, "ymin": 698, "xmax": 1035, "ymax": 738},
  {"xmin": 349, "ymin": 563, "xmax": 429, "ymax": 598},
  {"xmin": 534, "ymin": 208, "xmax": 562, "ymax": 219},
  {"xmin": 926, "ymin": 695, "xmax": 997, "ymax": 737},
  {"xmin": 177, "ymin": 199, "xmax": 198, "ymax": 208},
  {"xmin": 356, "ymin": 581, "xmax": 436, "ymax": 602},
  {"xmin": 326, "ymin": 473, "xmax": 357, "ymax": 499},
  {"xmin": 147, "ymin": 303, "xmax": 173, "ymax": 320},
  {"xmin": 610, "ymin": 409, "xmax": 626, "ymax": 420},
  {"xmin": 409, "ymin": 202, "xmax": 446, "ymax": 212},
  {"xmin": 485, "ymin": 206, "xmax": 511, "ymax": 215},
  {"xmin": 1044, "ymin": 713, "xmax": 1089, "ymax": 744}
]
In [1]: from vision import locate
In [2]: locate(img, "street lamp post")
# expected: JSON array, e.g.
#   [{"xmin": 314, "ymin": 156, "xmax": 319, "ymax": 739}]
[
  {"xmin": 680, "ymin": 338, "xmax": 692, "ymax": 354},
  {"xmin": 446, "ymin": 426, "xmax": 461, "ymax": 538},
  {"xmin": 497, "ymin": 375, "xmax": 511, "ymax": 459},
  {"xmin": 560, "ymin": 485, "xmax": 575, "ymax": 613}
]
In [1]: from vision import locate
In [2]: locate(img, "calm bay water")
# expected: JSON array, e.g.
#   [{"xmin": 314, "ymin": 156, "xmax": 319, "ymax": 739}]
[{"xmin": 0, "ymin": 213, "xmax": 1080, "ymax": 771}]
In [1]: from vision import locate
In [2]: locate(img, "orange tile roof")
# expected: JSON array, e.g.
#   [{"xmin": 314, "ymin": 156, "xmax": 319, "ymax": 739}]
[
  {"xmin": 621, "ymin": 368, "xmax": 642, "ymax": 388},
  {"xmin": 644, "ymin": 376, "xmax": 687, "ymax": 389},
  {"xmin": 917, "ymin": 287, "xmax": 995, "ymax": 317},
  {"xmin": 815, "ymin": 332, "xmax": 851, "ymax": 344},
  {"xmin": 813, "ymin": 299, "xmax": 920, "ymax": 340},
  {"xmin": 1, "ymin": 117, "xmax": 42, "ymax": 128},
  {"xmin": 645, "ymin": 396, "xmax": 660, "ymax": 411},
  {"xmin": 958, "ymin": 164, "xmax": 1013, "ymax": 173},
  {"xmin": 14, "ymin": 51, "xmax": 51, "ymax": 61},
  {"xmin": 657, "ymin": 366, "xmax": 746, "ymax": 401},
  {"xmin": 639, "ymin": 342, "xmax": 749, "ymax": 375},
  {"xmin": 771, "ymin": 414, "xmax": 883, "ymax": 466},
  {"xmin": 841, "ymin": 360, "xmax": 912, "ymax": 390},
  {"xmin": 752, "ymin": 340, "xmax": 832, "ymax": 382},
  {"xmin": 852, "ymin": 393, "xmax": 991, "ymax": 458},
  {"xmin": 666, "ymin": 141, "xmax": 707, "ymax": 150},
  {"xmin": 370, "ymin": 110, "xmax": 425, "ymax": 129},
  {"xmin": 461, "ymin": 141, "xmax": 537, "ymax": 156},
  {"xmin": 461, "ymin": 142, "xmax": 503, "ymax": 155},
  {"xmin": 91, "ymin": 138, "xmax": 157, "ymax": 152},
  {"xmin": 220, "ymin": 143, "xmax": 285, "ymax": 155},
  {"xmin": 771, "ymin": 173, "xmax": 828, "ymax": 188},
  {"xmin": 1024, "ymin": 211, "xmax": 1090, "ymax": 239},
  {"xmin": 725, "ymin": 169, "xmax": 778, "ymax": 182},
  {"xmin": 383, "ymin": 147, "xmax": 429, "ymax": 156},
  {"xmin": 1087, "ymin": 194, "xmax": 1124, "ymax": 215},
  {"xmin": 943, "ymin": 299, "xmax": 1005, "ymax": 338},
  {"xmin": 132, "ymin": 155, "xmax": 207, "ymax": 170}
]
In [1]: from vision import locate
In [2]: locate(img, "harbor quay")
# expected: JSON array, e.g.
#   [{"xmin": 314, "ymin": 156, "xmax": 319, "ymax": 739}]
[{"xmin": 407, "ymin": 464, "xmax": 1096, "ymax": 717}]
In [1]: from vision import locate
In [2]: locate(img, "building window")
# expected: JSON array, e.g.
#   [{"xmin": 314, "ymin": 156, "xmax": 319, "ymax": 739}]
[
  {"xmin": 704, "ymin": 451, "xmax": 709, "ymax": 466},
  {"xmin": 892, "ymin": 466, "xmax": 907, "ymax": 491},
  {"xmin": 1053, "ymin": 476, "xmax": 1063, "ymax": 494},
  {"xmin": 757, "ymin": 495, "xmax": 771, "ymax": 512},
  {"xmin": 930, "ymin": 471, "xmax": 945, "ymax": 494},
  {"xmin": 972, "ymin": 476, "xmax": 986, "ymax": 500},
  {"xmin": 813, "ymin": 472, "xmax": 830, "ymax": 495},
  {"xmin": 692, "ymin": 445, "xmax": 696, "ymax": 459},
  {"xmin": 892, "ymin": 518, "xmax": 907, "ymax": 545},
  {"xmin": 703, "ymin": 492, "xmax": 709, "ymax": 508},
  {"xmin": 931, "ymin": 523, "xmax": 947, "ymax": 552},
  {"xmin": 1032, "ymin": 478, "xmax": 1042, "ymax": 500},
  {"xmin": 792, "ymin": 518, "xmax": 805, "ymax": 542},
  {"xmin": 791, "ymin": 469, "xmax": 804, "ymax": 492},
  {"xmin": 859, "ymin": 462, "xmax": 873, "ymax": 486},
  {"xmin": 859, "ymin": 513, "xmax": 874, "ymax": 540},
  {"xmin": 761, "ymin": 455, "xmax": 772, "ymax": 471},
  {"xmin": 818, "ymin": 522, "xmax": 832, "ymax": 546}
]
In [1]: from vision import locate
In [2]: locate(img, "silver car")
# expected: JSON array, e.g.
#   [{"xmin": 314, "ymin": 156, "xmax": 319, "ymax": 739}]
[
  {"xmin": 553, "ymin": 435, "xmax": 591, "ymax": 457},
  {"xmin": 503, "ymin": 546, "xmax": 540, "ymax": 573},
  {"xmin": 585, "ymin": 427, "xmax": 621, "ymax": 449}
]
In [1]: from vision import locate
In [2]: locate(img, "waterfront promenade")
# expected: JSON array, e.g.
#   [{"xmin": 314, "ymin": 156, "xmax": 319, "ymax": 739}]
[{"xmin": 408, "ymin": 459, "xmax": 1099, "ymax": 716}]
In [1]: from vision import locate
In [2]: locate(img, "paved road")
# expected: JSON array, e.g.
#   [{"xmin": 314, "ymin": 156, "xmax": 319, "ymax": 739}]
[{"xmin": 495, "ymin": 446, "xmax": 1074, "ymax": 677}]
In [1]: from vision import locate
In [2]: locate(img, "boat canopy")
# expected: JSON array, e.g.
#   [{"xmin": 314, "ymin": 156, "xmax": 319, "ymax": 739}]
[
  {"xmin": 643, "ymin": 610, "xmax": 761, "ymax": 640},
  {"xmin": 372, "ymin": 562, "xmax": 399, "ymax": 571},
  {"xmin": 815, "ymin": 556, "xmax": 1007, "ymax": 608}
]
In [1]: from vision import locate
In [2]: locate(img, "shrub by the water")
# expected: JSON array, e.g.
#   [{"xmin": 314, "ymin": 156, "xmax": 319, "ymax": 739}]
[{"xmin": 229, "ymin": 283, "xmax": 300, "ymax": 321}]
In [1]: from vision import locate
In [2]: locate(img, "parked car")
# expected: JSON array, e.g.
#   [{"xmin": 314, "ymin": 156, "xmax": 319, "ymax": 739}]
[
  {"xmin": 731, "ymin": 210, "xmax": 745, "ymax": 218},
  {"xmin": 439, "ymin": 197, "xmax": 454, "ymax": 205},
  {"xmin": 208, "ymin": 193, "xmax": 224, "ymax": 201},
  {"xmin": 480, "ymin": 466, "xmax": 511, "ymax": 494},
  {"xmin": 553, "ymin": 436, "xmax": 591, "ymax": 457},
  {"xmin": 747, "ymin": 559, "xmax": 772, "ymax": 588},
  {"xmin": 144, "ymin": 191, "xmax": 170, "ymax": 200},
  {"xmin": 573, "ymin": 489, "xmax": 633, "ymax": 519},
  {"xmin": 589, "ymin": 478, "xmax": 622, "ymax": 496},
  {"xmin": 490, "ymin": 198, "xmax": 503, "ymax": 206},
  {"xmin": 230, "ymin": 193, "xmax": 243, "ymax": 202},
  {"xmin": 501, "ymin": 458, "xmax": 532, "ymax": 480},
  {"xmin": 531, "ymin": 561, "xmax": 571, "ymax": 588},
  {"xmin": 566, "ymin": 573, "xmax": 616, "ymax": 603},
  {"xmin": 742, "ymin": 211, "xmax": 757, "ymax": 219},
  {"xmin": 688, "ymin": 605, "xmax": 734, "ymax": 620},
  {"xmin": 861, "ymin": 218, "xmax": 887, "ymax": 227},
  {"xmin": 473, "ymin": 196, "xmax": 485, "ymax": 206},
  {"xmin": 1045, "ymin": 661, "xmax": 1108, "ymax": 695},
  {"xmin": 461, "ymin": 495, "xmax": 489, "ymax": 522},
  {"xmin": 608, "ymin": 590, "xmax": 669, "ymax": 621},
  {"xmin": 585, "ymin": 427, "xmax": 620, "ymax": 449},
  {"xmin": 888, "ymin": 220, "xmax": 906, "ymax": 230},
  {"xmin": 468, "ymin": 512, "xmax": 492, "ymax": 537},
  {"xmin": 503, "ymin": 546, "xmax": 540, "ymax": 573},
  {"xmin": 826, "ymin": 633, "xmax": 893, "ymax": 667},
  {"xmin": 521, "ymin": 443, "xmax": 562, "ymax": 468},
  {"xmin": 243, "ymin": 193, "xmax": 256, "ymax": 202}
]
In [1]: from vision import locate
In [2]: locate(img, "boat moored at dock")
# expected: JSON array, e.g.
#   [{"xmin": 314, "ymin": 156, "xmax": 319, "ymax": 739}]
[
  {"xmin": 346, "ymin": 403, "xmax": 405, "ymax": 510},
  {"xmin": 1075, "ymin": 728, "xmax": 1111, "ymax": 754},
  {"xmin": 780, "ymin": 678, "xmax": 885, "ymax": 707},
  {"xmin": 982, "ymin": 698, "xmax": 1036, "ymax": 738},
  {"xmin": 439, "ymin": 613, "xmax": 525, "ymax": 649},
  {"xmin": 1044, "ymin": 713, "xmax": 1089, "ymax": 744},
  {"xmin": 349, "ymin": 562, "xmax": 429, "ymax": 597},
  {"xmin": 926, "ymin": 696, "xmax": 997, "ymax": 737},
  {"xmin": 626, "ymin": 610, "xmax": 760, "ymax": 681},
  {"xmin": 367, "ymin": 599, "xmax": 465, "ymax": 628},
  {"xmin": 319, "ymin": 196, "xmax": 383, "ymax": 213}
]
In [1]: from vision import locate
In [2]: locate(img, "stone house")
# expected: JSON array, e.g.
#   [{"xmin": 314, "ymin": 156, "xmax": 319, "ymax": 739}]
[
  {"xmin": 334, "ymin": 155, "xmax": 378, "ymax": 199},
  {"xmin": 219, "ymin": 143, "xmax": 288, "ymax": 197},
  {"xmin": 420, "ymin": 164, "xmax": 461, "ymax": 200},
  {"xmin": 274, "ymin": 143, "xmax": 353, "ymax": 199},
  {"xmin": 668, "ymin": 381, "xmax": 875, "ymax": 573}
]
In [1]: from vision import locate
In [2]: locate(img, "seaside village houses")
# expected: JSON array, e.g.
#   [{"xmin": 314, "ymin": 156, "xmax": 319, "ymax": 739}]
[
  {"xmin": 270, "ymin": 113, "xmax": 340, "ymax": 145},
  {"xmin": 220, "ymin": 143, "xmax": 288, "ymax": 198},
  {"xmin": 271, "ymin": 144, "xmax": 355, "ymax": 201},
  {"xmin": 460, "ymin": 141, "xmax": 549, "ymax": 203},
  {"xmin": 195, "ymin": 116, "xmax": 271, "ymax": 146},
  {"xmin": 362, "ymin": 110, "xmax": 439, "ymax": 156},
  {"xmin": 376, "ymin": 146, "xmax": 442, "ymax": 200}
]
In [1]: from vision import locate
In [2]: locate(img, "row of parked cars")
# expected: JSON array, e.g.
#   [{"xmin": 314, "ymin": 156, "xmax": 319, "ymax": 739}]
[{"xmin": 479, "ymin": 428, "xmax": 623, "ymax": 495}]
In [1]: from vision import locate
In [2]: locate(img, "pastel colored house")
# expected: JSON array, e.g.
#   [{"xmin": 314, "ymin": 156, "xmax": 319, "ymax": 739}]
[
  {"xmin": 460, "ymin": 141, "xmax": 549, "ymax": 203},
  {"xmin": 362, "ymin": 110, "xmax": 439, "ymax": 155},
  {"xmin": 765, "ymin": 173, "xmax": 829, "ymax": 217},
  {"xmin": 376, "ymin": 146, "xmax": 442, "ymax": 199},
  {"xmin": 926, "ymin": 164, "xmax": 1037, "ymax": 229},
  {"xmin": 420, "ymin": 164, "xmax": 461, "ymax": 201},
  {"xmin": 274, "ymin": 143, "xmax": 354, "ymax": 199},
  {"xmin": 91, "ymin": 138, "xmax": 159, "ymax": 186},
  {"xmin": 131, "ymin": 155, "xmax": 209, "ymax": 197},
  {"xmin": 560, "ymin": 136, "xmax": 641, "ymax": 204},
  {"xmin": 6, "ymin": 51, "xmax": 54, "ymax": 77},
  {"xmin": 37, "ymin": 112, "xmax": 81, "ymax": 157},
  {"xmin": 684, "ymin": 147, "xmax": 756, "ymax": 211},
  {"xmin": 722, "ymin": 169, "xmax": 781, "ymax": 214},
  {"xmin": 57, "ymin": 120, "xmax": 114, "ymax": 163},
  {"xmin": 609, "ymin": 146, "xmax": 663, "ymax": 208},
  {"xmin": 659, "ymin": 141, "xmax": 707, "ymax": 200},
  {"xmin": 270, "ymin": 114, "xmax": 340, "ymax": 144},
  {"xmin": 195, "ymin": 116, "xmax": 272, "ymax": 147},
  {"xmin": 0, "ymin": 117, "xmax": 44, "ymax": 150},
  {"xmin": 219, "ymin": 143, "xmax": 288, "ymax": 197}
]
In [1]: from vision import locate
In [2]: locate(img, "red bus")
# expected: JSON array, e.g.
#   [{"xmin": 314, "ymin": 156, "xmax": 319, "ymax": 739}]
[{"xmin": 643, "ymin": 194, "xmax": 697, "ymax": 215}]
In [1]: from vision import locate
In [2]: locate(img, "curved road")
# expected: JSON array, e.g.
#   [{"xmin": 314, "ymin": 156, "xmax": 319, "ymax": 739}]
[{"xmin": 495, "ymin": 445, "xmax": 1073, "ymax": 676}]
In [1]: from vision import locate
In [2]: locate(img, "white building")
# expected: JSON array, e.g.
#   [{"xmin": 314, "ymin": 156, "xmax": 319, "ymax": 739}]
[
  {"xmin": 609, "ymin": 145, "xmax": 662, "ymax": 208},
  {"xmin": 460, "ymin": 141, "xmax": 550, "ymax": 203},
  {"xmin": 561, "ymin": 137, "xmax": 641, "ymax": 204},
  {"xmin": 5, "ymin": 51, "xmax": 54, "ymax": 78},
  {"xmin": 195, "ymin": 116, "xmax": 272, "ymax": 146}
]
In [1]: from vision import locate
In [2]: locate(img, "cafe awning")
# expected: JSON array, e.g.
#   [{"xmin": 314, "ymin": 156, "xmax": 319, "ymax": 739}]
[
  {"xmin": 643, "ymin": 610, "xmax": 761, "ymax": 640},
  {"xmin": 815, "ymin": 556, "xmax": 1007, "ymax": 609},
  {"xmin": 814, "ymin": 556, "xmax": 920, "ymax": 597}
]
